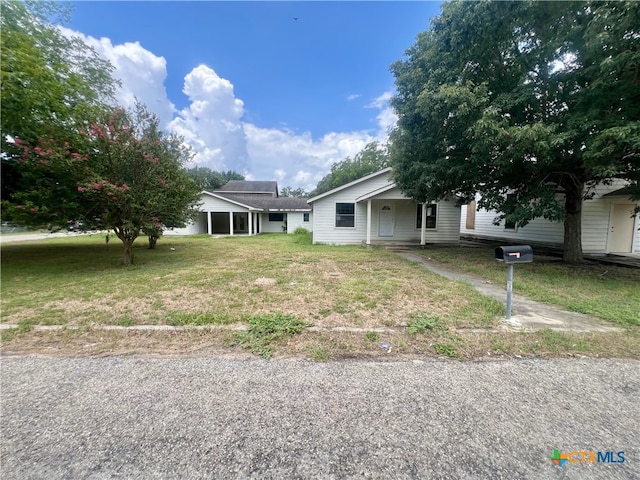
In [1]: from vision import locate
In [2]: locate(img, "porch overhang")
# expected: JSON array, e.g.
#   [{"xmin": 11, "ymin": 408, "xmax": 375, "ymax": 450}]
[{"xmin": 355, "ymin": 183, "xmax": 405, "ymax": 202}]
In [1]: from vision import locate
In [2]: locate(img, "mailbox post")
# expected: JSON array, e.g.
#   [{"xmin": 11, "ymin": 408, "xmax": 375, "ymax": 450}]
[{"xmin": 495, "ymin": 245, "xmax": 533, "ymax": 320}]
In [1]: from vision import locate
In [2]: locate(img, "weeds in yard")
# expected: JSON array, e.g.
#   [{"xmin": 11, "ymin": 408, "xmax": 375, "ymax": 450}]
[
  {"xmin": 365, "ymin": 331, "xmax": 380, "ymax": 342},
  {"xmin": 434, "ymin": 342, "xmax": 458, "ymax": 358},
  {"xmin": 231, "ymin": 312, "xmax": 310, "ymax": 358},
  {"xmin": 310, "ymin": 345, "xmax": 333, "ymax": 361},
  {"xmin": 407, "ymin": 313, "xmax": 442, "ymax": 334},
  {"xmin": 0, "ymin": 320, "xmax": 32, "ymax": 342}
]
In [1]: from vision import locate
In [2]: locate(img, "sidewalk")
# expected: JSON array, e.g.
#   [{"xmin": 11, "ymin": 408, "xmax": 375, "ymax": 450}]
[{"xmin": 393, "ymin": 250, "xmax": 622, "ymax": 333}]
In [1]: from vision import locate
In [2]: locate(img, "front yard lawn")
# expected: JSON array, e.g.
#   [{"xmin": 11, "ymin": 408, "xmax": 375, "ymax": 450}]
[{"xmin": 2, "ymin": 233, "xmax": 638, "ymax": 359}]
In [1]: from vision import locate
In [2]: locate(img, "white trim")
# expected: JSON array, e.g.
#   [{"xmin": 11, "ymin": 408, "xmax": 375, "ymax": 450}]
[
  {"xmin": 355, "ymin": 183, "xmax": 397, "ymax": 202},
  {"xmin": 201, "ymin": 191, "xmax": 259, "ymax": 211},
  {"xmin": 366, "ymin": 199, "xmax": 372, "ymax": 245},
  {"xmin": 307, "ymin": 167, "xmax": 393, "ymax": 203}
]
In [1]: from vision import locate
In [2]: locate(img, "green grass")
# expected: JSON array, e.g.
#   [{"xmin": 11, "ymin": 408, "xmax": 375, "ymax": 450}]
[
  {"xmin": 418, "ymin": 247, "xmax": 640, "ymax": 327},
  {"xmin": 1, "ymin": 234, "xmax": 504, "ymax": 330},
  {"xmin": 4, "ymin": 235, "xmax": 638, "ymax": 359},
  {"xmin": 230, "ymin": 312, "xmax": 310, "ymax": 358},
  {"xmin": 407, "ymin": 313, "xmax": 442, "ymax": 334}
]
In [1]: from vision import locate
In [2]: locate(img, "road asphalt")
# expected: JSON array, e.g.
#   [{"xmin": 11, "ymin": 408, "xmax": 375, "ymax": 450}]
[{"xmin": 1, "ymin": 356, "xmax": 638, "ymax": 479}]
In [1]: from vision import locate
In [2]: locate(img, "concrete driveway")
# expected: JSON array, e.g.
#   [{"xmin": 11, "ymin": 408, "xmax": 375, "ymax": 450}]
[{"xmin": 1, "ymin": 356, "xmax": 638, "ymax": 479}]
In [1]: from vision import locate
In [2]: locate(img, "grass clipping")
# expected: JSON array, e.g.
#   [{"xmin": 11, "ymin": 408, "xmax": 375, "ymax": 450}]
[{"xmin": 232, "ymin": 313, "xmax": 311, "ymax": 359}]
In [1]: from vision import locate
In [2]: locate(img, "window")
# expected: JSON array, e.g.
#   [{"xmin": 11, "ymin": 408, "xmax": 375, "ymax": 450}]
[
  {"xmin": 416, "ymin": 203, "xmax": 437, "ymax": 229},
  {"xmin": 268, "ymin": 213, "xmax": 284, "ymax": 222},
  {"xmin": 335, "ymin": 203, "xmax": 355, "ymax": 228},
  {"xmin": 504, "ymin": 194, "xmax": 517, "ymax": 230},
  {"xmin": 303, "ymin": 213, "xmax": 310, "ymax": 222}
]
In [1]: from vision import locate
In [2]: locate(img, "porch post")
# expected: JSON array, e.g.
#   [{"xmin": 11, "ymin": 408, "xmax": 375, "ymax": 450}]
[
  {"xmin": 229, "ymin": 211, "xmax": 234, "ymax": 236},
  {"xmin": 248, "ymin": 210, "xmax": 253, "ymax": 235},
  {"xmin": 207, "ymin": 211, "xmax": 212, "ymax": 235},
  {"xmin": 366, "ymin": 199, "xmax": 372, "ymax": 246},
  {"xmin": 420, "ymin": 203, "xmax": 427, "ymax": 246}
]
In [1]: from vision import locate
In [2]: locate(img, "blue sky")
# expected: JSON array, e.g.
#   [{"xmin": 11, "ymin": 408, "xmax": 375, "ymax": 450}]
[{"xmin": 66, "ymin": 1, "xmax": 443, "ymax": 190}]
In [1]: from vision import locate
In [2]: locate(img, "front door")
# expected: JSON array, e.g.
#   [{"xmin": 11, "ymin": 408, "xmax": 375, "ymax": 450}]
[
  {"xmin": 610, "ymin": 204, "xmax": 635, "ymax": 253},
  {"xmin": 379, "ymin": 204, "xmax": 394, "ymax": 237}
]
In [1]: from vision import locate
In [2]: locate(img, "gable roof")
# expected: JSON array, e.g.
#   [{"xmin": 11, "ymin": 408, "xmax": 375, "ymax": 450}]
[
  {"xmin": 216, "ymin": 180, "xmax": 278, "ymax": 195},
  {"xmin": 307, "ymin": 167, "xmax": 393, "ymax": 203}
]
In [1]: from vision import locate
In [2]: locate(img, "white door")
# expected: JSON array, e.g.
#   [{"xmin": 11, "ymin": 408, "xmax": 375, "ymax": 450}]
[
  {"xmin": 379, "ymin": 204, "xmax": 394, "ymax": 237},
  {"xmin": 610, "ymin": 204, "xmax": 635, "ymax": 253}
]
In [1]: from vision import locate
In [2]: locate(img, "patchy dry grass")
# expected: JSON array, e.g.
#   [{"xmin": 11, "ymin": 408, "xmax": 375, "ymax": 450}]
[
  {"xmin": 2, "ymin": 234, "xmax": 638, "ymax": 360},
  {"xmin": 1, "ymin": 234, "xmax": 503, "ymax": 329},
  {"xmin": 417, "ymin": 246, "xmax": 640, "ymax": 326}
]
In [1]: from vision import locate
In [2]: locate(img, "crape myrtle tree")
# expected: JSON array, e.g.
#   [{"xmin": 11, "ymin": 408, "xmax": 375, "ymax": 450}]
[
  {"xmin": 77, "ymin": 104, "xmax": 201, "ymax": 263},
  {"xmin": 390, "ymin": 0, "xmax": 640, "ymax": 263},
  {"xmin": 6, "ymin": 104, "xmax": 201, "ymax": 265}
]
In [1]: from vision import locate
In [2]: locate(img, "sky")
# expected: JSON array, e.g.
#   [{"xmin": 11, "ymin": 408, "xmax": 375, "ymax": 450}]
[{"xmin": 66, "ymin": 1, "xmax": 443, "ymax": 191}]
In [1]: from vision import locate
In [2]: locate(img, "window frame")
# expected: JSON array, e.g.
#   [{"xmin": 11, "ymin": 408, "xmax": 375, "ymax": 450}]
[
  {"xmin": 335, "ymin": 202, "xmax": 355, "ymax": 228},
  {"xmin": 303, "ymin": 213, "xmax": 310, "ymax": 222},
  {"xmin": 416, "ymin": 203, "xmax": 437, "ymax": 229},
  {"xmin": 268, "ymin": 212, "xmax": 284, "ymax": 222}
]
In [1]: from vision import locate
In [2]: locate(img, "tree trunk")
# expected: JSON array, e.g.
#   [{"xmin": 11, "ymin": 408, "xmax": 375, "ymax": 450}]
[
  {"xmin": 113, "ymin": 226, "xmax": 139, "ymax": 265},
  {"xmin": 148, "ymin": 235, "xmax": 158, "ymax": 249},
  {"xmin": 123, "ymin": 239, "xmax": 134, "ymax": 265},
  {"xmin": 563, "ymin": 180, "xmax": 584, "ymax": 264}
]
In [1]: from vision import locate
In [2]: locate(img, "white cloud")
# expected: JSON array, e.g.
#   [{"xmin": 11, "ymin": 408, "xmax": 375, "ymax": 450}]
[
  {"xmin": 346, "ymin": 93, "xmax": 362, "ymax": 101},
  {"xmin": 60, "ymin": 27, "xmax": 175, "ymax": 127},
  {"xmin": 168, "ymin": 65, "xmax": 250, "ymax": 172},
  {"xmin": 61, "ymin": 29, "xmax": 398, "ymax": 190},
  {"xmin": 368, "ymin": 91, "xmax": 398, "ymax": 137}
]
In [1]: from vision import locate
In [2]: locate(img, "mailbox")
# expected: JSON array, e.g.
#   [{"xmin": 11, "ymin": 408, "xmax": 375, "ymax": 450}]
[{"xmin": 495, "ymin": 245, "xmax": 533, "ymax": 263}]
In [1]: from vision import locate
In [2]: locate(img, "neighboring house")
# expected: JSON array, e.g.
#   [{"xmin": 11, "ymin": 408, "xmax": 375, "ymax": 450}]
[
  {"xmin": 460, "ymin": 180, "xmax": 640, "ymax": 255},
  {"xmin": 166, "ymin": 180, "xmax": 312, "ymax": 236},
  {"xmin": 307, "ymin": 167, "xmax": 460, "ymax": 245}
]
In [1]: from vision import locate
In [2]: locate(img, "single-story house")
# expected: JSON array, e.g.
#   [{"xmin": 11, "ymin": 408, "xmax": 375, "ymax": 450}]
[
  {"xmin": 166, "ymin": 180, "xmax": 312, "ymax": 236},
  {"xmin": 307, "ymin": 167, "xmax": 461, "ymax": 246},
  {"xmin": 460, "ymin": 180, "xmax": 640, "ymax": 255}
]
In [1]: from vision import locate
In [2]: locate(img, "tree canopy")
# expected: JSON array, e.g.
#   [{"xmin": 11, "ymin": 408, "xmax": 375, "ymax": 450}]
[
  {"xmin": 5, "ymin": 104, "xmax": 201, "ymax": 264},
  {"xmin": 280, "ymin": 186, "xmax": 309, "ymax": 198},
  {"xmin": 310, "ymin": 142, "xmax": 389, "ymax": 197},
  {"xmin": 185, "ymin": 167, "xmax": 244, "ymax": 191},
  {"xmin": 390, "ymin": 0, "xmax": 640, "ymax": 263}
]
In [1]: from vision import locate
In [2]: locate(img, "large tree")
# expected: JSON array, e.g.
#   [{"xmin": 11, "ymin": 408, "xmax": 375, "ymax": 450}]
[
  {"xmin": 310, "ymin": 142, "xmax": 389, "ymax": 197},
  {"xmin": 5, "ymin": 104, "xmax": 201, "ymax": 265},
  {"xmin": 1, "ymin": 0, "xmax": 117, "ymax": 226},
  {"xmin": 78, "ymin": 105, "xmax": 201, "ymax": 263},
  {"xmin": 390, "ymin": 0, "xmax": 640, "ymax": 263}
]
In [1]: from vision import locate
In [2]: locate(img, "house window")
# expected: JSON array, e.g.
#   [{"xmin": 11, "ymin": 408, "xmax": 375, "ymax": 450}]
[
  {"xmin": 416, "ymin": 203, "xmax": 437, "ymax": 229},
  {"xmin": 268, "ymin": 213, "xmax": 284, "ymax": 222},
  {"xmin": 504, "ymin": 194, "xmax": 517, "ymax": 230},
  {"xmin": 335, "ymin": 203, "xmax": 355, "ymax": 228},
  {"xmin": 303, "ymin": 213, "xmax": 310, "ymax": 222}
]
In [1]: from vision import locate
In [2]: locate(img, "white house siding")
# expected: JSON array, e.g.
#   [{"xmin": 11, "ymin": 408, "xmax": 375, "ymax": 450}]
[
  {"xmin": 286, "ymin": 212, "xmax": 313, "ymax": 233},
  {"xmin": 461, "ymin": 201, "xmax": 564, "ymax": 246},
  {"xmin": 311, "ymin": 174, "xmax": 460, "ymax": 245},
  {"xmin": 311, "ymin": 172, "xmax": 395, "ymax": 244},
  {"xmin": 460, "ymin": 181, "xmax": 640, "ymax": 254},
  {"xmin": 259, "ymin": 213, "xmax": 287, "ymax": 233}
]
